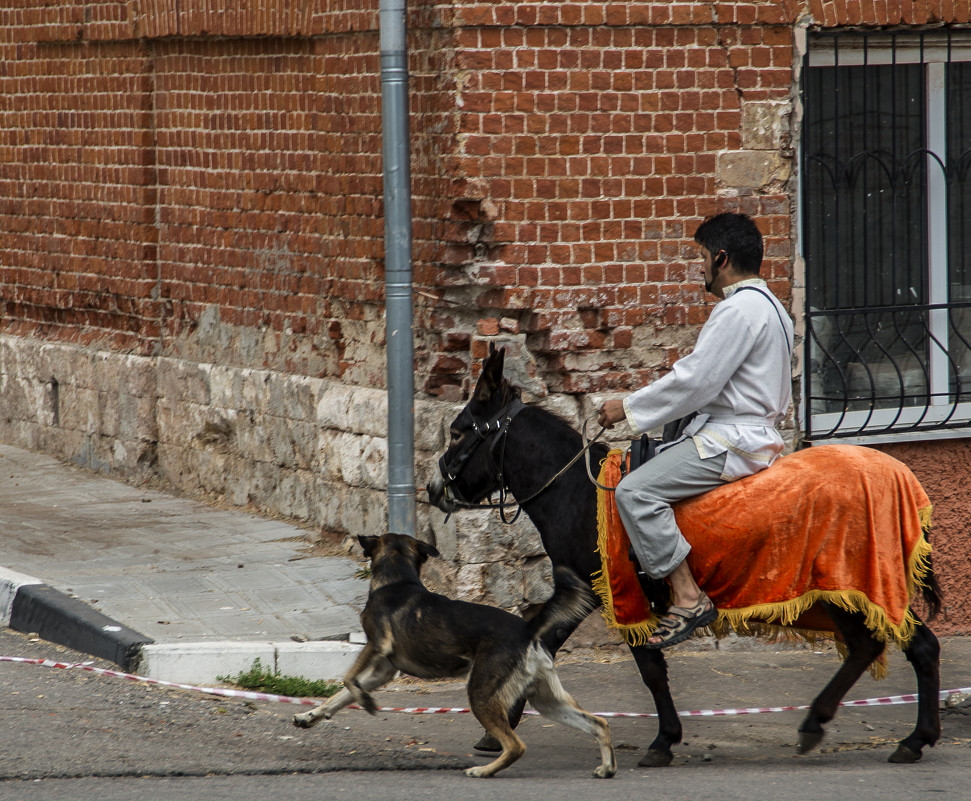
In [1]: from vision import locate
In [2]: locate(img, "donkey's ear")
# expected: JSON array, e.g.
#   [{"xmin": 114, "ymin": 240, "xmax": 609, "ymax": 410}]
[{"xmin": 473, "ymin": 344, "xmax": 505, "ymax": 402}]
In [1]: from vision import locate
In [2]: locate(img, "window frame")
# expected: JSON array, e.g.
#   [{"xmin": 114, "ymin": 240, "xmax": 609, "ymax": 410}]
[{"xmin": 799, "ymin": 31, "xmax": 971, "ymax": 444}]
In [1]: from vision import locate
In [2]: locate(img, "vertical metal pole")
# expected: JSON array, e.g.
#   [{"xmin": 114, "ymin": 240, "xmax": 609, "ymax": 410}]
[{"xmin": 379, "ymin": 0, "xmax": 416, "ymax": 536}]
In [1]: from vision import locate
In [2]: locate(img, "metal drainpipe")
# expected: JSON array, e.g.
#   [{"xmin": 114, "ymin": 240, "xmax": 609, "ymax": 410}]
[{"xmin": 379, "ymin": 0, "xmax": 416, "ymax": 537}]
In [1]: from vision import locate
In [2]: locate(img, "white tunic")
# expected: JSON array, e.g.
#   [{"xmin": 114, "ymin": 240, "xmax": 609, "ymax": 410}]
[{"xmin": 622, "ymin": 278, "xmax": 794, "ymax": 481}]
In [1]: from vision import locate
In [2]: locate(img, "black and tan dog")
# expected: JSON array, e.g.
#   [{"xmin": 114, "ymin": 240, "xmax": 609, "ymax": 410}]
[{"xmin": 293, "ymin": 531, "xmax": 616, "ymax": 779}]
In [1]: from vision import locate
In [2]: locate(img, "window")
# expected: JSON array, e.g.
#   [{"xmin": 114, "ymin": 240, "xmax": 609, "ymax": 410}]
[{"xmin": 801, "ymin": 32, "xmax": 971, "ymax": 441}]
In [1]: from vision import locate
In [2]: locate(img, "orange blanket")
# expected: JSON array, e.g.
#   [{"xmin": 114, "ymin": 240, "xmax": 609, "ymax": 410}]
[{"xmin": 593, "ymin": 444, "xmax": 933, "ymax": 653}]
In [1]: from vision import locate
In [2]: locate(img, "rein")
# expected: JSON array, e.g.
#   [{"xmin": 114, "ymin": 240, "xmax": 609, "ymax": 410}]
[{"xmin": 440, "ymin": 399, "xmax": 612, "ymax": 524}]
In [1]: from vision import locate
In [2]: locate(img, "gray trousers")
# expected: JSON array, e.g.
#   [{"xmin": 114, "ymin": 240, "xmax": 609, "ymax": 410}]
[{"xmin": 614, "ymin": 438, "xmax": 728, "ymax": 579}]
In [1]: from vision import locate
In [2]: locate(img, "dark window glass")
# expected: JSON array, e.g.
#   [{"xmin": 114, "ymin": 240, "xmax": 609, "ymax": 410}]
[{"xmin": 804, "ymin": 62, "xmax": 927, "ymax": 311}]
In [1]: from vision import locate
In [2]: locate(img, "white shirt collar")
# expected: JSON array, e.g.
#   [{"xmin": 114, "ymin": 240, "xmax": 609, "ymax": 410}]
[{"xmin": 723, "ymin": 277, "xmax": 767, "ymax": 298}]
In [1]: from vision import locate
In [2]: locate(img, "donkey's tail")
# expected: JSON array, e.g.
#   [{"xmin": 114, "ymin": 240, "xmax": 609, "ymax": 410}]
[
  {"xmin": 528, "ymin": 567, "xmax": 598, "ymax": 644},
  {"xmin": 919, "ymin": 558, "xmax": 943, "ymax": 620}
]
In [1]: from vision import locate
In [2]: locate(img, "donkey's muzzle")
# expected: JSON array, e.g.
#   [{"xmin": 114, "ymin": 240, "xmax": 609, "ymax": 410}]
[{"xmin": 426, "ymin": 477, "xmax": 459, "ymax": 514}]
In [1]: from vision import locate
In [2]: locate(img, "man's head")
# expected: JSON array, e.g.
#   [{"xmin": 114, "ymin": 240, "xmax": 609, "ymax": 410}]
[{"xmin": 693, "ymin": 212, "xmax": 764, "ymax": 282}]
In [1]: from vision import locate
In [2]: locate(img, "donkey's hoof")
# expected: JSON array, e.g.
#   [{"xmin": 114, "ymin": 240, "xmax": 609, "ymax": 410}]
[
  {"xmin": 637, "ymin": 749, "xmax": 673, "ymax": 768},
  {"xmin": 796, "ymin": 730, "xmax": 825, "ymax": 755},
  {"xmin": 888, "ymin": 744, "xmax": 922, "ymax": 764},
  {"xmin": 473, "ymin": 733, "xmax": 502, "ymax": 753}
]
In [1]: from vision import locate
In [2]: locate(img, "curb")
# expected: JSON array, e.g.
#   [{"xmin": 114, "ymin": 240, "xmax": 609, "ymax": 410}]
[
  {"xmin": 1, "ymin": 566, "xmax": 153, "ymax": 672},
  {"xmin": 139, "ymin": 636, "xmax": 366, "ymax": 685},
  {"xmin": 3, "ymin": 566, "xmax": 366, "ymax": 684}
]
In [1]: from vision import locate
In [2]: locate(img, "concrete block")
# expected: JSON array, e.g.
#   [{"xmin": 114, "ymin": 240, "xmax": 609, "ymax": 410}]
[
  {"xmin": 414, "ymin": 396, "xmax": 460, "ymax": 452},
  {"xmin": 158, "ymin": 358, "xmax": 212, "ymax": 405},
  {"xmin": 717, "ymin": 149, "xmax": 790, "ymax": 190},
  {"xmin": 138, "ymin": 641, "xmax": 365, "ymax": 686},
  {"xmin": 209, "ymin": 364, "xmax": 244, "ymax": 409},
  {"xmin": 275, "ymin": 641, "xmax": 362, "ymax": 682},
  {"xmin": 139, "ymin": 641, "xmax": 277, "ymax": 685},
  {"xmin": 0, "ymin": 567, "xmax": 42, "ymax": 627},
  {"xmin": 317, "ymin": 381, "xmax": 386, "ymax": 437},
  {"xmin": 741, "ymin": 101, "xmax": 791, "ymax": 150}
]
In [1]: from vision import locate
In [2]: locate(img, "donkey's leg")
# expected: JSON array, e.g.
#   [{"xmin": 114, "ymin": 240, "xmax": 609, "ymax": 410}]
[
  {"xmin": 629, "ymin": 644, "xmax": 681, "ymax": 767},
  {"xmin": 890, "ymin": 613, "xmax": 941, "ymax": 763},
  {"xmin": 797, "ymin": 605, "xmax": 885, "ymax": 754}
]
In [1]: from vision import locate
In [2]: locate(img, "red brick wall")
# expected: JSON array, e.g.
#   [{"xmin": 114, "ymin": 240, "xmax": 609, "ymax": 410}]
[
  {"xmin": 0, "ymin": 30, "xmax": 157, "ymax": 350},
  {"xmin": 0, "ymin": 1, "xmax": 456, "ymax": 388},
  {"xmin": 425, "ymin": 2, "xmax": 797, "ymax": 400},
  {"xmin": 4, "ymin": 1, "xmax": 970, "ymax": 394}
]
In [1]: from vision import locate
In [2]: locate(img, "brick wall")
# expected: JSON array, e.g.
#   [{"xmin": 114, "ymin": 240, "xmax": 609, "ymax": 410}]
[
  {"xmin": 0, "ymin": 2, "xmax": 406, "ymax": 386},
  {"xmin": 1, "ymin": 1, "xmax": 969, "ymax": 622},
  {"xmin": 4, "ymin": 0, "xmax": 969, "ymax": 400},
  {"xmin": 425, "ymin": 2, "xmax": 797, "ymax": 404}
]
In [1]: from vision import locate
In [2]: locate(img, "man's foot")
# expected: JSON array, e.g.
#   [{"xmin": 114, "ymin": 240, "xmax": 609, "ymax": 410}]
[{"xmin": 644, "ymin": 592, "xmax": 717, "ymax": 649}]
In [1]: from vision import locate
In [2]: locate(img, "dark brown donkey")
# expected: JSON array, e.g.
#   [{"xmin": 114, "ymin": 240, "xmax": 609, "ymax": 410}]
[{"xmin": 427, "ymin": 346, "xmax": 942, "ymax": 767}]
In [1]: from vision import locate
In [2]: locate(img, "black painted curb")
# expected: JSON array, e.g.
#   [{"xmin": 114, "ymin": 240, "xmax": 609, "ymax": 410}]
[{"xmin": 9, "ymin": 584, "xmax": 154, "ymax": 672}]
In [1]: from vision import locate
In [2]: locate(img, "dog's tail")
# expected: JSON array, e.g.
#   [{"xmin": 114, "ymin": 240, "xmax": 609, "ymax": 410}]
[{"xmin": 527, "ymin": 567, "xmax": 597, "ymax": 644}]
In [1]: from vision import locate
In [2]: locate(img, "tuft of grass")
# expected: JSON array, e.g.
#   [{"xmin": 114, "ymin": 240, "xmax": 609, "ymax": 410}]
[{"xmin": 218, "ymin": 658, "xmax": 340, "ymax": 699}]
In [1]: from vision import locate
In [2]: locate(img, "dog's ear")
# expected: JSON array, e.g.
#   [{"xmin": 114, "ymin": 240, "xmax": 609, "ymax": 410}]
[
  {"xmin": 416, "ymin": 540, "xmax": 440, "ymax": 562},
  {"xmin": 358, "ymin": 535, "xmax": 381, "ymax": 558},
  {"xmin": 473, "ymin": 344, "xmax": 505, "ymax": 403}
]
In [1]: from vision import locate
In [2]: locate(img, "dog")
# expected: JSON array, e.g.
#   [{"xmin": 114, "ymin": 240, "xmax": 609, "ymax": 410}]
[{"xmin": 293, "ymin": 531, "xmax": 616, "ymax": 779}]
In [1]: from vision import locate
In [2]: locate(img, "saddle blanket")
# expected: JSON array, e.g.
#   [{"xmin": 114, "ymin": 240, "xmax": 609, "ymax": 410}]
[{"xmin": 593, "ymin": 444, "xmax": 933, "ymax": 653}]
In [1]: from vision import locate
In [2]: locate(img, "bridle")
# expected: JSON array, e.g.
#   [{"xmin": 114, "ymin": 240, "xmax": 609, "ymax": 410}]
[
  {"xmin": 437, "ymin": 392, "xmax": 527, "ymax": 523},
  {"xmin": 437, "ymin": 392, "xmax": 610, "ymax": 524}
]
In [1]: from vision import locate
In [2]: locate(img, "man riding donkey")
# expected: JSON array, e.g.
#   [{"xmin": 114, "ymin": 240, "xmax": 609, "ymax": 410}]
[{"xmin": 597, "ymin": 211, "xmax": 794, "ymax": 649}]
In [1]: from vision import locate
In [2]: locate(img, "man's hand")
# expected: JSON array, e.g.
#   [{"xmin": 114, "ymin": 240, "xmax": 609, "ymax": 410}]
[{"xmin": 597, "ymin": 399, "xmax": 626, "ymax": 430}]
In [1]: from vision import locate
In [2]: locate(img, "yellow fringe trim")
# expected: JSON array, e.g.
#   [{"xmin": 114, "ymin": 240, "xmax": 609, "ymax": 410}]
[{"xmin": 592, "ymin": 458, "xmax": 934, "ymax": 680}]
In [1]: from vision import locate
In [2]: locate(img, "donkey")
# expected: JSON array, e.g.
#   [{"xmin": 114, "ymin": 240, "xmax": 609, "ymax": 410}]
[{"xmin": 427, "ymin": 346, "xmax": 942, "ymax": 767}]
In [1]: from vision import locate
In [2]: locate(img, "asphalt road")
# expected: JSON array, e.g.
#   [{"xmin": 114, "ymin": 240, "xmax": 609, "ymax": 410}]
[{"xmin": 2, "ymin": 628, "xmax": 970, "ymax": 799}]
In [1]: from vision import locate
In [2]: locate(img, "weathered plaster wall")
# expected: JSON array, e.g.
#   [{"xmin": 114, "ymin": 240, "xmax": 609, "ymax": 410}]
[{"xmin": 874, "ymin": 440, "xmax": 971, "ymax": 636}]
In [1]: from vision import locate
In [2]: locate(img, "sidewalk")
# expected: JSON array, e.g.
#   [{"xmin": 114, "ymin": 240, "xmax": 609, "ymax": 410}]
[{"xmin": 0, "ymin": 442, "xmax": 368, "ymax": 684}]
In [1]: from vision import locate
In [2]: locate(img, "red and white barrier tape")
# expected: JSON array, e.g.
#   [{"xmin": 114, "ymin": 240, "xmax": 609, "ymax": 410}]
[{"xmin": 1, "ymin": 655, "xmax": 968, "ymax": 719}]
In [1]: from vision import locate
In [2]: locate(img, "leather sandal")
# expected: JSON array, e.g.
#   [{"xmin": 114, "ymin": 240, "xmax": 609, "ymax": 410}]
[{"xmin": 644, "ymin": 593, "xmax": 718, "ymax": 650}]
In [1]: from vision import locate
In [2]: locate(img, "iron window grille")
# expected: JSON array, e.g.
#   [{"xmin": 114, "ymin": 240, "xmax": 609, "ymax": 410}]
[{"xmin": 801, "ymin": 31, "xmax": 971, "ymax": 441}]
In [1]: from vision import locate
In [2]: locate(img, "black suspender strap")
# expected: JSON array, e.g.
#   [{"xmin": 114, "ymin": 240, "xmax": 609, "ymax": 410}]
[{"xmin": 734, "ymin": 286, "xmax": 792, "ymax": 355}]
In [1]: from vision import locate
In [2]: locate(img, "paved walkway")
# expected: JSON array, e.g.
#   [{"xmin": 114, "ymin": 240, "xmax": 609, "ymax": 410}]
[{"xmin": 0, "ymin": 443, "xmax": 367, "ymax": 683}]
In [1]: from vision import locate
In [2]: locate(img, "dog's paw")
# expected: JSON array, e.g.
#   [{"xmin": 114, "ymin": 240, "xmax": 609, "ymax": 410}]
[
  {"xmin": 464, "ymin": 766, "xmax": 493, "ymax": 778},
  {"xmin": 292, "ymin": 712, "xmax": 320, "ymax": 729},
  {"xmin": 593, "ymin": 764, "xmax": 616, "ymax": 779}
]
